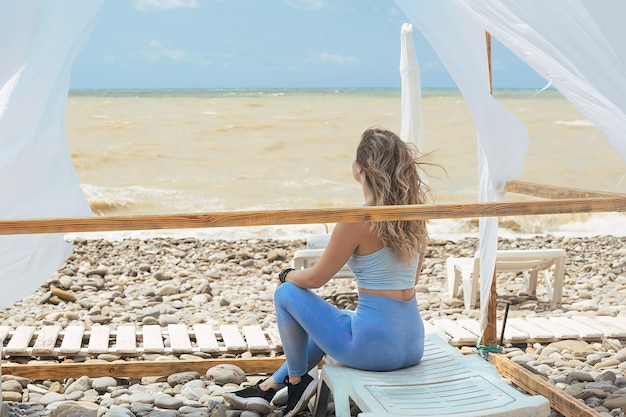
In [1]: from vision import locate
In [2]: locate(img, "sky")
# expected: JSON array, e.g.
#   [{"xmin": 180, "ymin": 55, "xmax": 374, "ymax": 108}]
[{"xmin": 70, "ymin": 0, "xmax": 548, "ymax": 90}]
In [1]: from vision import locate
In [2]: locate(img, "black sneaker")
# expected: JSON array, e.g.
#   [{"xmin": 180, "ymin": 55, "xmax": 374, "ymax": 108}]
[
  {"xmin": 283, "ymin": 373, "xmax": 318, "ymax": 417},
  {"xmin": 222, "ymin": 378, "xmax": 277, "ymax": 415}
]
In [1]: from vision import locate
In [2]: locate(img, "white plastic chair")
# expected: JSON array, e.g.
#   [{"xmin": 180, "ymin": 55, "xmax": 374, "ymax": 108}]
[
  {"xmin": 292, "ymin": 234, "xmax": 355, "ymax": 279},
  {"xmin": 446, "ymin": 249, "xmax": 566, "ymax": 309}
]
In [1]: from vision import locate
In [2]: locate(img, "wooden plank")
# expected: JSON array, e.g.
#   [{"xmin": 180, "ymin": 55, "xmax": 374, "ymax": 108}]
[
  {"xmin": 507, "ymin": 318, "xmax": 555, "ymax": 342},
  {"xmin": 0, "ymin": 326, "xmax": 11, "ymax": 342},
  {"xmin": 142, "ymin": 325, "xmax": 164, "ymax": 353},
  {"xmin": 497, "ymin": 319, "xmax": 530, "ymax": 344},
  {"xmin": 59, "ymin": 326, "xmax": 85, "ymax": 354},
  {"xmin": 526, "ymin": 317, "xmax": 579, "ymax": 339},
  {"xmin": 505, "ymin": 180, "xmax": 625, "ymax": 199},
  {"xmin": 492, "ymin": 354, "xmax": 604, "ymax": 417},
  {"xmin": 242, "ymin": 325, "xmax": 270, "ymax": 352},
  {"xmin": 2, "ymin": 357, "xmax": 286, "ymax": 380},
  {"xmin": 5, "ymin": 326, "xmax": 36, "ymax": 355},
  {"xmin": 87, "ymin": 326, "xmax": 110, "ymax": 354},
  {"xmin": 266, "ymin": 325, "xmax": 282, "ymax": 351},
  {"xmin": 220, "ymin": 325, "xmax": 247, "ymax": 352},
  {"xmin": 596, "ymin": 316, "xmax": 626, "ymax": 332},
  {"xmin": 32, "ymin": 326, "xmax": 61, "ymax": 355},
  {"xmin": 193, "ymin": 324, "xmax": 220, "ymax": 353},
  {"xmin": 115, "ymin": 325, "xmax": 137, "ymax": 354},
  {"xmin": 168, "ymin": 324, "xmax": 192, "ymax": 353},
  {"xmin": 1, "ymin": 197, "xmax": 625, "ymax": 236},
  {"xmin": 453, "ymin": 319, "xmax": 482, "ymax": 337},
  {"xmin": 431, "ymin": 319, "xmax": 478, "ymax": 345},
  {"xmin": 547, "ymin": 317, "xmax": 603, "ymax": 340},
  {"xmin": 575, "ymin": 316, "xmax": 626, "ymax": 338}
]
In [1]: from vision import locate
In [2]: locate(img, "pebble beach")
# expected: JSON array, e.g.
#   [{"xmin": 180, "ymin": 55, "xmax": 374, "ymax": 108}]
[{"xmin": 1, "ymin": 234, "xmax": 625, "ymax": 417}]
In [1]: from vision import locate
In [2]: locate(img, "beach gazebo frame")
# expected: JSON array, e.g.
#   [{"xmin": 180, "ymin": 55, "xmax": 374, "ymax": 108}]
[{"xmin": 1, "ymin": 2, "xmax": 626, "ymax": 417}]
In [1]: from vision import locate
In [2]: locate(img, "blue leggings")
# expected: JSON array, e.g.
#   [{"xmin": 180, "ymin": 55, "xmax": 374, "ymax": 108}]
[{"xmin": 271, "ymin": 283, "xmax": 424, "ymax": 384}]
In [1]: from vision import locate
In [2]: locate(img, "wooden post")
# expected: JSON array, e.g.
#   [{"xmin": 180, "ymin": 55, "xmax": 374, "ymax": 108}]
[
  {"xmin": 481, "ymin": 31, "xmax": 498, "ymax": 347},
  {"xmin": 481, "ymin": 34, "xmax": 498, "ymax": 346}
]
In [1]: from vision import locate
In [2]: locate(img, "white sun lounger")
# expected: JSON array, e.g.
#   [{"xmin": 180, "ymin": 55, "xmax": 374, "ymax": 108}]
[
  {"xmin": 292, "ymin": 234, "xmax": 355, "ymax": 279},
  {"xmin": 312, "ymin": 332, "xmax": 550, "ymax": 417},
  {"xmin": 446, "ymin": 249, "xmax": 566, "ymax": 309}
]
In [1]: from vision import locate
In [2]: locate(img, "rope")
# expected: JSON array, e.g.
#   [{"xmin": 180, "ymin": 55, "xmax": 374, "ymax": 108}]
[{"xmin": 476, "ymin": 337, "xmax": 503, "ymax": 359}]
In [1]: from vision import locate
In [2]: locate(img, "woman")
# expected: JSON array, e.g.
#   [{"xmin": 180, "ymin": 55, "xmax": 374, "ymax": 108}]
[{"xmin": 224, "ymin": 127, "xmax": 431, "ymax": 417}]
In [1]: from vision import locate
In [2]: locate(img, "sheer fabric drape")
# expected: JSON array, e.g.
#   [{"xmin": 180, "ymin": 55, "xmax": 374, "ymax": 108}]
[
  {"xmin": 395, "ymin": 0, "xmax": 626, "ymax": 330},
  {"xmin": 0, "ymin": 2, "xmax": 103, "ymax": 307}
]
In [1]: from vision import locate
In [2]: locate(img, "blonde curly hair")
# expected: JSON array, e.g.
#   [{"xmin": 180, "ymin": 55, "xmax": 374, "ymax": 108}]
[{"xmin": 356, "ymin": 127, "xmax": 431, "ymax": 263}]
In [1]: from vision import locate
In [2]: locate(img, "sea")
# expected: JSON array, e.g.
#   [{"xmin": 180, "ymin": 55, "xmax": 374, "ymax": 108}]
[{"xmin": 65, "ymin": 88, "xmax": 626, "ymax": 242}]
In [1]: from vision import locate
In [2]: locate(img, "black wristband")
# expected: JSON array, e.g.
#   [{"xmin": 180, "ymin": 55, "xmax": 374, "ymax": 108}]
[{"xmin": 279, "ymin": 268, "xmax": 294, "ymax": 283}]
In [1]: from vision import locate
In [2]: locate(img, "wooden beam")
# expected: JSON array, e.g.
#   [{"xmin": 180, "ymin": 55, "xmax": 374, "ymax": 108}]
[
  {"xmin": 506, "ymin": 180, "xmax": 626, "ymax": 199},
  {"xmin": 481, "ymin": 270, "xmax": 498, "ymax": 346},
  {"xmin": 0, "ymin": 197, "xmax": 624, "ymax": 236},
  {"xmin": 1, "ymin": 357, "xmax": 286, "ymax": 380},
  {"xmin": 492, "ymin": 354, "xmax": 604, "ymax": 417}
]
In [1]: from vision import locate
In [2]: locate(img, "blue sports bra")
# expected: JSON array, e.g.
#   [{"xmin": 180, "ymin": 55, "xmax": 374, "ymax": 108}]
[{"xmin": 346, "ymin": 247, "xmax": 418, "ymax": 290}]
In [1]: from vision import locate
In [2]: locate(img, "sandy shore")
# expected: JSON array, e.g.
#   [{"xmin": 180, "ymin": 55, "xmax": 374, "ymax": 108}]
[{"xmin": 0, "ymin": 234, "xmax": 625, "ymax": 416}]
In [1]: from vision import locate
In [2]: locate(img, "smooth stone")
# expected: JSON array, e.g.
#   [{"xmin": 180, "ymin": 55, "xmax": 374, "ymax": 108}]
[
  {"xmin": 167, "ymin": 371, "xmax": 201, "ymax": 386},
  {"xmin": 65, "ymin": 375, "xmax": 91, "ymax": 395},
  {"xmin": 206, "ymin": 365, "xmax": 246, "ymax": 386},
  {"xmin": 154, "ymin": 393, "xmax": 184, "ymax": 409},
  {"xmin": 145, "ymin": 410, "xmax": 179, "ymax": 417},
  {"xmin": 66, "ymin": 390, "xmax": 85, "ymax": 401},
  {"xmin": 181, "ymin": 385, "xmax": 211, "ymax": 401},
  {"xmin": 2, "ymin": 380, "xmax": 23, "ymax": 393},
  {"xmin": 53, "ymin": 401, "xmax": 101, "ymax": 412},
  {"xmin": 603, "ymin": 395, "xmax": 626, "ymax": 409},
  {"xmin": 586, "ymin": 382, "xmax": 618, "ymax": 393},
  {"xmin": 566, "ymin": 371, "xmax": 594, "ymax": 383},
  {"xmin": 564, "ymin": 386, "xmax": 583, "ymax": 397},
  {"xmin": 510, "ymin": 354, "xmax": 536, "ymax": 364},
  {"xmin": 131, "ymin": 402, "xmax": 154, "ymax": 414},
  {"xmin": 39, "ymin": 392, "xmax": 68, "ymax": 406},
  {"xmin": 92, "ymin": 376, "xmax": 118, "ymax": 393},
  {"xmin": 595, "ymin": 370, "xmax": 617, "ymax": 383},
  {"xmin": 103, "ymin": 407, "xmax": 136, "ymax": 417},
  {"xmin": 129, "ymin": 391, "xmax": 155, "ymax": 404},
  {"xmin": 240, "ymin": 411, "xmax": 262, "ymax": 417},
  {"xmin": 547, "ymin": 340, "xmax": 591, "ymax": 354},
  {"xmin": 2, "ymin": 391, "xmax": 23, "ymax": 402},
  {"xmin": 182, "ymin": 411, "xmax": 210, "ymax": 417},
  {"xmin": 594, "ymin": 359, "xmax": 620, "ymax": 369}
]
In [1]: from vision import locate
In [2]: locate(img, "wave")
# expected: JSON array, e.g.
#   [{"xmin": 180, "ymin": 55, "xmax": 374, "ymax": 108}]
[
  {"xmin": 554, "ymin": 119, "xmax": 594, "ymax": 127},
  {"xmin": 80, "ymin": 184, "xmax": 186, "ymax": 215}
]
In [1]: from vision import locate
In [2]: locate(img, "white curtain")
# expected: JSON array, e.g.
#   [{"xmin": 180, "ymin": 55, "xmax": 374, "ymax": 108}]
[
  {"xmin": 458, "ymin": 0, "xmax": 626, "ymax": 162},
  {"xmin": 0, "ymin": 1, "xmax": 103, "ymax": 308},
  {"xmin": 394, "ymin": 0, "xmax": 529, "ymax": 331},
  {"xmin": 399, "ymin": 23, "xmax": 424, "ymax": 152},
  {"xmin": 395, "ymin": 0, "xmax": 626, "ymax": 332}
]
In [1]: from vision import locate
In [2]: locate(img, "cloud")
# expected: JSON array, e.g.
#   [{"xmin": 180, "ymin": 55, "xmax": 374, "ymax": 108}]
[
  {"xmin": 284, "ymin": 0, "xmax": 325, "ymax": 10},
  {"xmin": 133, "ymin": 0, "xmax": 199, "ymax": 12},
  {"xmin": 140, "ymin": 41, "xmax": 211, "ymax": 65},
  {"xmin": 310, "ymin": 52, "xmax": 359, "ymax": 65}
]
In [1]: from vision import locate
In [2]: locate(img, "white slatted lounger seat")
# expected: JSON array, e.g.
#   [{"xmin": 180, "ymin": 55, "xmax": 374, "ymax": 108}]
[
  {"xmin": 312, "ymin": 332, "xmax": 550, "ymax": 417},
  {"xmin": 446, "ymin": 249, "xmax": 566, "ymax": 309}
]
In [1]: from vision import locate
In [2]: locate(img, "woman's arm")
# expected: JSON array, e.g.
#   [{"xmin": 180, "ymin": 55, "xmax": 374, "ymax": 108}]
[{"xmin": 283, "ymin": 222, "xmax": 364, "ymax": 289}]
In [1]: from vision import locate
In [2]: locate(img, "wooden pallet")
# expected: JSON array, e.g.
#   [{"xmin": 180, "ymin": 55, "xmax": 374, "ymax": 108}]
[
  {"xmin": 1, "ymin": 315, "xmax": 624, "ymax": 359},
  {"xmin": 431, "ymin": 315, "xmax": 626, "ymax": 346},
  {"xmin": 0, "ymin": 323, "xmax": 282, "ymax": 358}
]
